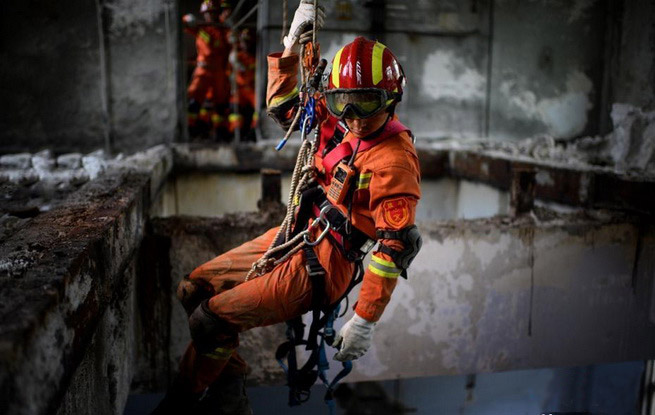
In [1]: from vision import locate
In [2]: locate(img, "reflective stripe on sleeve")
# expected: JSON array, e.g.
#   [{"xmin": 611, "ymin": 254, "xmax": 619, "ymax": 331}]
[
  {"xmin": 268, "ymin": 86, "xmax": 299, "ymax": 107},
  {"xmin": 206, "ymin": 347, "xmax": 235, "ymax": 360},
  {"xmin": 357, "ymin": 172, "xmax": 372, "ymax": 190},
  {"xmin": 368, "ymin": 254, "xmax": 401, "ymax": 278},
  {"xmin": 199, "ymin": 30, "xmax": 211, "ymax": 44}
]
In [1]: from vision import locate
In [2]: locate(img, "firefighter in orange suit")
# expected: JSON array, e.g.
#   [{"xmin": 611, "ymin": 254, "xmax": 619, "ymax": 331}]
[
  {"xmin": 184, "ymin": 0, "xmax": 232, "ymax": 138},
  {"xmin": 154, "ymin": 2, "xmax": 421, "ymax": 414},
  {"xmin": 228, "ymin": 28, "xmax": 257, "ymax": 140}
]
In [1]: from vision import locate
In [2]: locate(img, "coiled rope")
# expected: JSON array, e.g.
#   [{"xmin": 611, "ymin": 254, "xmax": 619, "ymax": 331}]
[{"xmin": 245, "ymin": 0, "xmax": 320, "ymax": 281}]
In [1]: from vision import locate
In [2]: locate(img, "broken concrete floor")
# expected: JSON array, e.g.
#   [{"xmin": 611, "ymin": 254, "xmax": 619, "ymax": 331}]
[{"xmin": 1, "ymin": 142, "xmax": 654, "ymax": 415}]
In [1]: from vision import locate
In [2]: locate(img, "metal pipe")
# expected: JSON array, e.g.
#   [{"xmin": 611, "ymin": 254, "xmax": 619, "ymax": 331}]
[
  {"xmin": 254, "ymin": 0, "xmax": 266, "ymax": 142},
  {"xmin": 484, "ymin": 0, "xmax": 495, "ymax": 138},
  {"xmin": 232, "ymin": 4, "xmax": 258, "ymax": 30},
  {"xmin": 95, "ymin": 0, "xmax": 112, "ymax": 154},
  {"xmin": 230, "ymin": 32, "xmax": 241, "ymax": 143},
  {"xmin": 230, "ymin": 0, "xmax": 248, "ymax": 24}
]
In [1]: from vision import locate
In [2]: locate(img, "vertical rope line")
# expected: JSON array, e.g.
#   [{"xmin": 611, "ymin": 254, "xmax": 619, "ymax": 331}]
[
  {"xmin": 312, "ymin": 0, "xmax": 318, "ymax": 45},
  {"xmin": 246, "ymin": 0, "xmax": 322, "ymax": 281},
  {"xmin": 281, "ymin": 0, "xmax": 288, "ymax": 44}
]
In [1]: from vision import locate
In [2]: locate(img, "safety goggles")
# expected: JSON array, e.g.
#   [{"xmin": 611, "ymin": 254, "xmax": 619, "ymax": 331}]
[{"xmin": 324, "ymin": 89, "xmax": 399, "ymax": 119}]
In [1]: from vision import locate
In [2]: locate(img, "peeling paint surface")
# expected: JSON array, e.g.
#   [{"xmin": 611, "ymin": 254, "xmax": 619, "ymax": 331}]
[
  {"xmin": 422, "ymin": 50, "xmax": 485, "ymax": 102},
  {"xmin": 499, "ymin": 70, "xmax": 593, "ymax": 138},
  {"xmin": 318, "ymin": 217, "xmax": 655, "ymax": 383}
]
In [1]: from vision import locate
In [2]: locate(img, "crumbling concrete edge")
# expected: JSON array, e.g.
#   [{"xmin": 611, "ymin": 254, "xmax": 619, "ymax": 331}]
[
  {"xmin": 0, "ymin": 146, "xmax": 172, "ymax": 415},
  {"xmin": 172, "ymin": 143, "xmax": 654, "ymax": 214}
]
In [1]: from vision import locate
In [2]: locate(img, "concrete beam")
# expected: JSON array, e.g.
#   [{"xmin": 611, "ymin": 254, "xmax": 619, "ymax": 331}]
[
  {"xmin": 147, "ymin": 208, "xmax": 655, "ymax": 387},
  {"xmin": 0, "ymin": 146, "xmax": 172, "ymax": 415},
  {"xmin": 147, "ymin": 209, "xmax": 288, "ymax": 388},
  {"xmin": 173, "ymin": 143, "xmax": 655, "ymax": 214},
  {"xmin": 339, "ymin": 212, "xmax": 655, "ymax": 382}
]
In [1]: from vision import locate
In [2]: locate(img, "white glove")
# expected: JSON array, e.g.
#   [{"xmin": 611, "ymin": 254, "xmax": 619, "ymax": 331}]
[
  {"xmin": 182, "ymin": 14, "xmax": 197, "ymax": 27},
  {"xmin": 333, "ymin": 314, "xmax": 376, "ymax": 361},
  {"xmin": 283, "ymin": 0, "xmax": 326, "ymax": 53}
]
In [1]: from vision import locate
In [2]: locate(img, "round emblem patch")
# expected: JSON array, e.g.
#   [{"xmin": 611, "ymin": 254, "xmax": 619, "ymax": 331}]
[{"xmin": 382, "ymin": 197, "xmax": 410, "ymax": 228}]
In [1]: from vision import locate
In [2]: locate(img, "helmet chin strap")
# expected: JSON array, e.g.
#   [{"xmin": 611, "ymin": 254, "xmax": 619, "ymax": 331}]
[{"xmin": 386, "ymin": 102, "xmax": 398, "ymax": 118}]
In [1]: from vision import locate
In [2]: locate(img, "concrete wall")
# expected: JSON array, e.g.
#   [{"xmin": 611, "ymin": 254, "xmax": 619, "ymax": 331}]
[
  {"xmin": 1, "ymin": 0, "xmax": 651, "ymax": 154},
  {"xmin": 156, "ymin": 172, "xmax": 509, "ymax": 220},
  {"xmin": 338, "ymin": 214, "xmax": 655, "ymax": 382},
  {"xmin": 488, "ymin": 0, "xmax": 606, "ymax": 140},
  {"xmin": 151, "ymin": 208, "xmax": 655, "ymax": 387},
  {"xmin": 0, "ymin": 0, "xmax": 181, "ymax": 154},
  {"xmin": 0, "ymin": 146, "xmax": 172, "ymax": 415},
  {"xmin": 612, "ymin": 0, "xmax": 655, "ymax": 109},
  {"xmin": 258, "ymin": 0, "xmax": 613, "ymax": 141}
]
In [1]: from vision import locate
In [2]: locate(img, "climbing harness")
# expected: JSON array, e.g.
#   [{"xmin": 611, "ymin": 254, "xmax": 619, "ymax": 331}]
[
  {"xmin": 275, "ymin": 302, "xmax": 355, "ymax": 413},
  {"xmin": 245, "ymin": 1, "xmax": 399, "ymax": 411},
  {"xmin": 247, "ymin": 0, "xmax": 326, "ymax": 280}
]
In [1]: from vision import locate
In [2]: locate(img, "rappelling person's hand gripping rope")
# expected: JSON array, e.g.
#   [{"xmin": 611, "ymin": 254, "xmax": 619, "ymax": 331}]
[
  {"xmin": 246, "ymin": 2, "xmax": 361, "ymax": 413},
  {"xmin": 246, "ymin": 0, "xmax": 327, "ymax": 281}
]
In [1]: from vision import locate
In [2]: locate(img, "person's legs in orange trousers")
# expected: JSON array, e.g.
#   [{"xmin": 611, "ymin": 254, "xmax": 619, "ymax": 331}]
[
  {"xmin": 156, "ymin": 225, "xmax": 353, "ymax": 415},
  {"xmin": 179, "ymin": 224, "xmax": 354, "ymax": 390}
]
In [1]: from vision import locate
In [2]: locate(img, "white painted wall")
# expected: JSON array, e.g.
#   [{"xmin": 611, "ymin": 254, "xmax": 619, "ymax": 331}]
[{"xmin": 156, "ymin": 174, "xmax": 509, "ymax": 220}]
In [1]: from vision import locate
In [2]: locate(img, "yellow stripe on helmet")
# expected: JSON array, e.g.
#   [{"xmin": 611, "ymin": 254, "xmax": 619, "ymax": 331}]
[
  {"xmin": 332, "ymin": 46, "xmax": 344, "ymax": 88},
  {"xmin": 372, "ymin": 42, "xmax": 386, "ymax": 86}
]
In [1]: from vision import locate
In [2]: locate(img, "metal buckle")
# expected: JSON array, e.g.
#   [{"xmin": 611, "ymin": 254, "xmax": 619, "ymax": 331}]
[
  {"xmin": 359, "ymin": 238, "xmax": 376, "ymax": 255},
  {"xmin": 303, "ymin": 205, "xmax": 338, "ymax": 247},
  {"xmin": 305, "ymin": 262, "xmax": 325, "ymax": 277}
]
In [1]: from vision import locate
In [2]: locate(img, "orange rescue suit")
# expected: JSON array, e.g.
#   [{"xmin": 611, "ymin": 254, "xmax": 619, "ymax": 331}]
[
  {"xmin": 177, "ymin": 51, "xmax": 421, "ymax": 394},
  {"xmin": 185, "ymin": 25, "xmax": 231, "ymax": 106}
]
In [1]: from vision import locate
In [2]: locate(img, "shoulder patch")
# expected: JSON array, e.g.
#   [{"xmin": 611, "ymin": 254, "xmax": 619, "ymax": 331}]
[{"xmin": 382, "ymin": 197, "xmax": 410, "ymax": 228}]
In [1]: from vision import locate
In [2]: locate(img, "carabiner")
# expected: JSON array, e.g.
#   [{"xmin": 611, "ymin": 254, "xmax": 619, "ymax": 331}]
[
  {"xmin": 303, "ymin": 204, "xmax": 338, "ymax": 247},
  {"xmin": 304, "ymin": 216, "xmax": 331, "ymax": 247},
  {"xmin": 300, "ymin": 97, "xmax": 316, "ymax": 136}
]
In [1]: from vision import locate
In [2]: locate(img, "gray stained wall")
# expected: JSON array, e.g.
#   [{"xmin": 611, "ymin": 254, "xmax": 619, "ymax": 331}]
[
  {"xmin": 1, "ymin": 142, "xmax": 654, "ymax": 413},
  {"xmin": 153, "ymin": 209, "xmax": 655, "ymax": 386},
  {"xmin": 259, "ymin": 0, "xmax": 654, "ymax": 142},
  {"xmin": 1, "ymin": 0, "xmax": 653, "ymax": 154},
  {"xmin": 0, "ymin": 0, "xmax": 181, "ymax": 155}
]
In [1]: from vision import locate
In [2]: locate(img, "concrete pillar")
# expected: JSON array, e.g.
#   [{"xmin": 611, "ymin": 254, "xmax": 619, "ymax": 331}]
[
  {"xmin": 510, "ymin": 166, "xmax": 536, "ymax": 216},
  {"xmin": 258, "ymin": 168, "xmax": 282, "ymax": 209}
]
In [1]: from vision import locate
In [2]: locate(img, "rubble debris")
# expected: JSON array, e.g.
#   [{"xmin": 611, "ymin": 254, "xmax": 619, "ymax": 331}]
[
  {"xmin": 32, "ymin": 150, "xmax": 55, "ymax": 173},
  {"xmin": 608, "ymin": 104, "xmax": 655, "ymax": 172},
  {"xmin": 431, "ymin": 104, "xmax": 655, "ymax": 178},
  {"xmin": 56, "ymin": 153, "xmax": 83, "ymax": 170},
  {"xmin": 0, "ymin": 153, "xmax": 32, "ymax": 169},
  {"xmin": 0, "ymin": 146, "xmax": 172, "ymax": 222},
  {"xmin": 82, "ymin": 149, "xmax": 107, "ymax": 179}
]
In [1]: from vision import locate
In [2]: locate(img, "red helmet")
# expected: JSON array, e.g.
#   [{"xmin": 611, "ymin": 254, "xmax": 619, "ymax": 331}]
[{"xmin": 325, "ymin": 37, "xmax": 405, "ymax": 119}]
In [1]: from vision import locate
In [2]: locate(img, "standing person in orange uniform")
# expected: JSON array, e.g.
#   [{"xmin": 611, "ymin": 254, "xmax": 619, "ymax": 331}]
[
  {"xmin": 183, "ymin": 0, "xmax": 232, "ymax": 139},
  {"xmin": 228, "ymin": 28, "xmax": 257, "ymax": 141},
  {"xmin": 154, "ymin": 1, "xmax": 422, "ymax": 414}
]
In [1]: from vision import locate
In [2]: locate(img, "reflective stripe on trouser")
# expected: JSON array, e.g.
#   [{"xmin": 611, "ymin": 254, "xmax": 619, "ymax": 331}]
[{"xmin": 179, "ymin": 226, "xmax": 354, "ymax": 393}]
